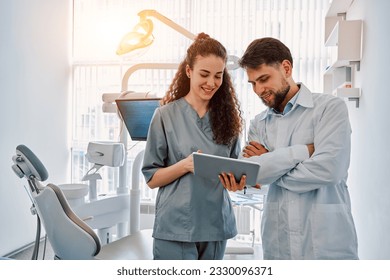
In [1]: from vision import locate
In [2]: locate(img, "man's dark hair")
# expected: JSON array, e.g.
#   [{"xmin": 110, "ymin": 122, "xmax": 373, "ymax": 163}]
[{"xmin": 239, "ymin": 37, "xmax": 293, "ymax": 69}]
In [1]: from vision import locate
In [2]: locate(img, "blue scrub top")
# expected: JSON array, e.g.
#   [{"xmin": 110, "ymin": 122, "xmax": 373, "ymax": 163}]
[{"xmin": 142, "ymin": 98, "xmax": 240, "ymax": 242}]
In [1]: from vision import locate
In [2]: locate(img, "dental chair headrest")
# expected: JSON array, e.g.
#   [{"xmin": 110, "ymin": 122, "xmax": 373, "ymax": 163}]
[{"xmin": 12, "ymin": 144, "xmax": 48, "ymax": 182}]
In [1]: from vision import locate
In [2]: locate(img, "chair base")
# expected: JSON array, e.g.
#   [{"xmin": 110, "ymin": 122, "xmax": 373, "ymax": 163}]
[{"xmin": 95, "ymin": 229, "xmax": 153, "ymax": 260}]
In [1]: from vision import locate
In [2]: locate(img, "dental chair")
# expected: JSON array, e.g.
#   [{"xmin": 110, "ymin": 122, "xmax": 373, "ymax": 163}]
[{"xmin": 12, "ymin": 144, "xmax": 153, "ymax": 260}]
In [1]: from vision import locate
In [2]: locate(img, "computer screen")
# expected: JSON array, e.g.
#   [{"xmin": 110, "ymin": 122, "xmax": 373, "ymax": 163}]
[{"xmin": 115, "ymin": 98, "xmax": 161, "ymax": 141}]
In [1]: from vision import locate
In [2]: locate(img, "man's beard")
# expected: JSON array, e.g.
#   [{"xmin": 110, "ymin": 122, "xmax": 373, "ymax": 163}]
[{"xmin": 261, "ymin": 81, "xmax": 290, "ymax": 112}]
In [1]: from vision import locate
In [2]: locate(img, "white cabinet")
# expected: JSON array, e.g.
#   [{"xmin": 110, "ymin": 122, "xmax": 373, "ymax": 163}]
[{"xmin": 323, "ymin": 0, "xmax": 362, "ymax": 107}]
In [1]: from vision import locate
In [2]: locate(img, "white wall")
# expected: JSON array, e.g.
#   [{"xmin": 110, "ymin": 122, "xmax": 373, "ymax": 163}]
[
  {"xmin": 0, "ymin": 0, "xmax": 71, "ymax": 256},
  {"xmin": 345, "ymin": 0, "xmax": 390, "ymax": 259}
]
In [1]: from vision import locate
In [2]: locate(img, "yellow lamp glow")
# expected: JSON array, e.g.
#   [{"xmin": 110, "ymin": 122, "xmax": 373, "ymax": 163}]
[
  {"xmin": 116, "ymin": 19, "xmax": 154, "ymax": 55},
  {"xmin": 116, "ymin": 10, "xmax": 195, "ymax": 56}
]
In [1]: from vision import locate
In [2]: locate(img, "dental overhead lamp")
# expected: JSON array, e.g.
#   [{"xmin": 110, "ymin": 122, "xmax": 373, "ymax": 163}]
[
  {"xmin": 116, "ymin": 9, "xmax": 196, "ymax": 56},
  {"xmin": 115, "ymin": 9, "xmax": 239, "ymax": 70}
]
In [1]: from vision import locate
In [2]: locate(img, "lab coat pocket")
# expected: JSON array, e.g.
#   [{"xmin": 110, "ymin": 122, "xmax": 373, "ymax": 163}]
[
  {"xmin": 311, "ymin": 203, "xmax": 357, "ymax": 259},
  {"xmin": 261, "ymin": 202, "xmax": 280, "ymax": 257}
]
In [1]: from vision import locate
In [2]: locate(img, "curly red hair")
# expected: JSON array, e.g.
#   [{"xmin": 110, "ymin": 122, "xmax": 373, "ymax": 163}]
[{"xmin": 161, "ymin": 33, "xmax": 242, "ymax": 146}]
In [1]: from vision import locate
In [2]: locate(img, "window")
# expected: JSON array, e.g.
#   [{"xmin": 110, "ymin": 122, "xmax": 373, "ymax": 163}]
[{"xmin": 71, "ymin": 0, "xmax": 330, "ymax": 200}]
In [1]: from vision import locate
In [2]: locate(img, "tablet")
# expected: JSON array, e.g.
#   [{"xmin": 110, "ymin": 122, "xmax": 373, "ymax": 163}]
[{"xmin": 193, "ymin": 152, "xmax": 260, "ymax": 186}]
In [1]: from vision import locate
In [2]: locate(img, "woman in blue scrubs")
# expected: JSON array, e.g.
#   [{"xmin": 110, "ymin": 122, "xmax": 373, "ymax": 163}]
[{"xmin": 142, "ymin": 33, "xmax": 243, "ymax": 260}]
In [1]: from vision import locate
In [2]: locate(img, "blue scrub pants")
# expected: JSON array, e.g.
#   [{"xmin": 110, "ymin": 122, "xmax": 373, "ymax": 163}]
[{"xmin": 153, "ymin": 238, "xmax": 227, "ymax": 260}]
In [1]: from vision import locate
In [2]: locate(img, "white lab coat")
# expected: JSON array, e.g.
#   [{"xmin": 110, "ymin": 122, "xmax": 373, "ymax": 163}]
[{"xmin": 243, "ymin": 84, "xmax": 358, "ymax": 259}]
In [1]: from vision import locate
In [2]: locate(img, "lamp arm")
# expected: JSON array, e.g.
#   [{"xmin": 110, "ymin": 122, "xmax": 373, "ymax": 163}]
[
  {"xmin": 121, "ymin": 63, "xmax": 180, "ymax": 92},
  {"xmin": 138, "ymin": 10, "xmax": 196, "ymax": 41}
]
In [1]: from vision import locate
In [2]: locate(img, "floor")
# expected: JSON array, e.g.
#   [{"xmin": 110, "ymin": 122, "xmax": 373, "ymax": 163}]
[
  {"xmin": 224, "ymin": 242, "xmax": 263, "ymax": 260},
  {"xmin": 7, "ymin": 237, "xmax": 55, "ymax": 260},
  {"xmin": 7, "ymin": 237, "xmax": 263, "ymax": 260}
]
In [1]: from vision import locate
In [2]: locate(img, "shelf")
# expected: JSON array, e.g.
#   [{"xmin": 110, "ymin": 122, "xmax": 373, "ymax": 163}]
[
  {"xmin": 334, "ymin": 88, "xmax": 361, "ymax": 108},
  {"xmin": 324, "ymin": 66, "xmax": 353, "ymax": 90},
  {"xmin": 325, "ymin": 0, "xmax": 355, "ymax": 17},
  {"xmin": 324, "ymin": 60, "xmax": 359, "ymax": 75},
  {"xmin": 325, "ymin": 20, "xmax": 362, "ymax": 47},
  {"xmin": 324, "ymin": 0, "xmax": 356, "ymax": 44},
  {"xmin": 325, "ymin": 20, "xmax": 362, "ymax": 62},
  {"xmin": 333, "ymin": 87, "xmax": 360, "ymax": 98},
  {"xmin": 323, "ymin": 0, "xmax": 362, "ymax": 108},
  {"xmin": 324, "ymin": 15, "xmax": 344, "ymax": 43}
]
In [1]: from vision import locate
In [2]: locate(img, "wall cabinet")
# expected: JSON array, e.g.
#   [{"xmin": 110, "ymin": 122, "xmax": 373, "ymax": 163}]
[{"xmin": 323, "ymin": 0, "xmax": 362, "ymax": 107}]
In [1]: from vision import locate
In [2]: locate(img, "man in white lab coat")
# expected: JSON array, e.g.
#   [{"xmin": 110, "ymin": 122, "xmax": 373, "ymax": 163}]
[{"xmin": 220, "ymin": 37, "xmax": 358, "ymax": 259}]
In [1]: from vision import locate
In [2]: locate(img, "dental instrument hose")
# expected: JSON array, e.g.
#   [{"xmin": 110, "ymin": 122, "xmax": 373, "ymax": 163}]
[{"xmin": 31, "ymin": 214, "xmax": 41, "ymax": 260}]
